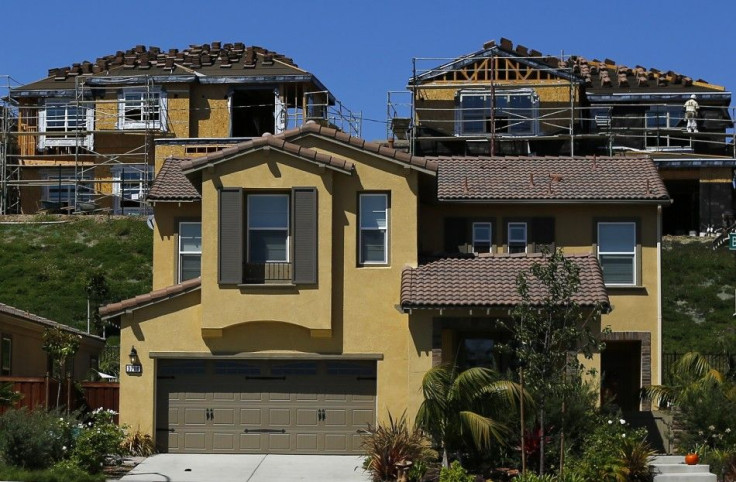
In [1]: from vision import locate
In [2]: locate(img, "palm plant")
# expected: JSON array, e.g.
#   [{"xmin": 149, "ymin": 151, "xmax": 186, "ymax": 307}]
[
  {"xmin": 0, "ymin": 382, "xmax": 22, "ymax": 407},
  {"xmin": 645, "ymin": 352, "xmax": 726, "ymax": 408},
  {"xmin": 415, "ymin": 363, "xmax": 525, "ymax": 467}
]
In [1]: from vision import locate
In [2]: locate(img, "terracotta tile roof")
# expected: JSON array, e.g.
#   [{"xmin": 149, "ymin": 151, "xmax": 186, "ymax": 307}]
[
  {"xmin": 148, "ymin": 158, "xmax": 201, "ymax": 202},
  {"xmin": 292, "ymin": 122, "xmax": 438, "ymax": 173},
  {"xmin": 99, "ymin": 277, "xmax": 201, "ymax": 319},
  {"xmin": 400, "ymin": 253, "xmax": 610, "ymax": 310},
  {"xmin": 14, "ymin": 43, "xmax": 309, "ymax": 91},
  {"xmin": 179, "ymin": 132, "xmax": 355, "ymax": 174},
  {"xmin": 0, "ymin": 302, "xmax": 104, "ymax": 341},
  {"xmin": 180, "ymin": 122, "xmax": 436, "ymax": 175},
  {"xmin": 433, "ymin": 156, "xmax": 669, "ymax": 202}
]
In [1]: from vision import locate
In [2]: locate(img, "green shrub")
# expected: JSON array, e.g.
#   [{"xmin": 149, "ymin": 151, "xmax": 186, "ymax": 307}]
[
  {"xmin": 0, "ymin": 461, "xmax": 105, "ymax": 482},
  {"xmin": 566, "ymin": 417, "xmax": 653, "ymax": 482},
  {"xmin": 439, "ymin": 461, "xmax": 475, "ymax": 482},
  {"xmin": 0, "ymin": 408, "xmax": 75, "ymax": 470},
  {"xmin": 69, "ymin": 408, "xmax": 125, "ymax": 474}
]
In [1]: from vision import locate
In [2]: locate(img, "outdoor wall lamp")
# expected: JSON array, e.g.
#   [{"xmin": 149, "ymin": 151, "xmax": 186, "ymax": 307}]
[{"xmin": 125, "ymin": 346, "xmax": 142, "ymax": 375}]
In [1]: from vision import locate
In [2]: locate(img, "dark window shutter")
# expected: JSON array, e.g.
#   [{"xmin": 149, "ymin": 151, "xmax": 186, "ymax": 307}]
[
  {"xmin": 444, "ymin": 217, "xmax": 469, "ymax": 253},
  {"xmin": 291, "ymin": 187, "xmax": 317, "ymax": 284},
  {"xmin": 218, "ymin": 188, "xmax": 243, "ymax": 284},
  {"xmin": 532, "ymin": 217, "xmax": 555, "ymax": 253}
]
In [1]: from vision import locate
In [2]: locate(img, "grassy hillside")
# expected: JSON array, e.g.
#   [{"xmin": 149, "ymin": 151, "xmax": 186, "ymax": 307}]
[
  {"xmin": 0, "ymin": 215, "xmax": 732, "ymax": 353},
  {"xmin": 662, "ymin": 236, "xmax": 736, "ymax": 353},
  {"xmin": 0, "ymin": 215, "xmax": 152, "ymax": 332}
]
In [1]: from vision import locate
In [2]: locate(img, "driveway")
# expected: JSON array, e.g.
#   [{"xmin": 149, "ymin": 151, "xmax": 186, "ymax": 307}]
[{"xmin": 119, "ymin": 454, "xmax": 370, "ymax": 481}]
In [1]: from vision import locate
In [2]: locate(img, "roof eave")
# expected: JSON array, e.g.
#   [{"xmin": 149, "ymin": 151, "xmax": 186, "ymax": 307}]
[{"xmin": 436, "ymin": 197, "xmax": 671, "ymax": 205}]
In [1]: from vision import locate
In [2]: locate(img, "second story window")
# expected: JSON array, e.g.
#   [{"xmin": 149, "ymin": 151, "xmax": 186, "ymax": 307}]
[
  {"xmin": 39, "ymin": 100, "xmax": 94, "ymax": 149},
  {"xmin": 472, "ymin": 222, "xmax": 492, "ymax": 254},
  {"xmin": 508, "ymin": 222, "xmax": 527, "ymax": 254},
  {"xmin": 359, "ymin": 193, "xmax": 389, "ymax": 265},
  {"xmin": 247, "ymin": 194, "xmax": 289, "ymax": 264},
  {"xmin": 597, "ymin": 222, "xmax": 637, "ymax": 286},
  {"xmin": 179, "ymin": 222, "xmax": 202, "ymax": 282},
  {"xmin": 118, "ymin": 89, "xmax": 166, "ymax": 131},
  {"xmin": 455, "ymin": 89, "xmax": 539, "ymax": 136}
]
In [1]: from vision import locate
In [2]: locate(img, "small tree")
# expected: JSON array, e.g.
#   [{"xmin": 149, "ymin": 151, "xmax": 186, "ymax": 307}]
[
  {"xmin": 85, "ymin": 270, "xmax": 110, "ymax": 336},
  {"xmin": 42, "ymin": 327, "xmax": 81, "ymax": 407},
  {"xmin": 416, "ymin": 364, "xmax": 524, "ymax": 467},
  {"xmin": 504, "ymin": 248, "xmax": 604, "ymax": 475}
]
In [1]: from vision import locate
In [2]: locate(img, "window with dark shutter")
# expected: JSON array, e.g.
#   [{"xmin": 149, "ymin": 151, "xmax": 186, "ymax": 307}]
[
  {"xmin": 532, "ymin": 217, "xmax": 556, "ymax": 253},
  {"xmin": 444, "ymin": 218, "xmax": 469, "ymax": 254},
  {"xmin": 291, "ymin": 187, "xmax": 317, "ymax": 284},
  {"xmin": 218, "ymin": 188, "xmax": 243, "ymax": 284}
]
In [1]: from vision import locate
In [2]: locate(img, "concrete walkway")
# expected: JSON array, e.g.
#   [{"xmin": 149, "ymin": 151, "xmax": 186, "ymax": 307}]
[{"xmin": 119, "ymin": 454, "xmax": 370, "ymax": 481}]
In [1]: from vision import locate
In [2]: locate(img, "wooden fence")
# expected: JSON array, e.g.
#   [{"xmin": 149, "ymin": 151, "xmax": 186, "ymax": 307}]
[{"xmin": 0, "ymin": 376, "xmax": 119, "ymax": 423}]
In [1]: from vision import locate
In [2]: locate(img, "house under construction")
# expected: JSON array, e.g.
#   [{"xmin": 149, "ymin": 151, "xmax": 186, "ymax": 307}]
[
  {"xmin": 387, "ymin": 38, "xmax": 735, "ymax": 235},
  {"xmin": 0, "ymin": 42, "xmax": 360, "ymax": 216}
]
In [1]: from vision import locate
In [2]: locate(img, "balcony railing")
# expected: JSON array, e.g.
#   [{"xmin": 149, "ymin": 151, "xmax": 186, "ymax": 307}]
[{"xmin": 244, "ymin": 262, "xmax": 292, "ymax": 284}]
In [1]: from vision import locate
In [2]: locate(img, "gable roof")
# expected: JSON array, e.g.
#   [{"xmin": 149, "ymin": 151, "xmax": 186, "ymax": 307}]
[
  {"xmin": 99, "ymin": 277, "xmax": 201, "ymax": 320},
  {"xmin": 0, "ymin": 302, "xmax": 104, "ymax": 342},
  {"xmin": 433, "ymin": 155, "xmax": 669, "ymax": 203},
  {"xmin": 179, "ymin": 132, "xmax": 356, "ymax": 174},
  {"xmin": 179, "ymin": 121, "xmax": 437, "ymax": 175},
  {"xmin": 400, "ymin": 253, "xmax": 610, "ymax": 311},
  {"xmin": 148, "ymin": 158, "xmax": 201, "ymax": 202},
  {"xmin": 413, "ymin": 37, "xmax": 726, "ymax": 99},
  {"xmin": 11, "ymin": 42, "xmax": 332, "ymax": 100}
]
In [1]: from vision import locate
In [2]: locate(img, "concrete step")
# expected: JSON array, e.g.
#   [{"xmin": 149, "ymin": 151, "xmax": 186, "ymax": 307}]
[
  {"xmin": 653, "ymin": 475, "xmax": 716, "ymax": 481},
  {"xmin": 650, "ymin": 455, "xmax": 716, "ymax": 481}
]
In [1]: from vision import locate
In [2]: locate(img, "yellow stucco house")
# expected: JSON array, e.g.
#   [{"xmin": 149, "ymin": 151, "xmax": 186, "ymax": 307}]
[{"xmin": 100, "ymin": 122, "xmax": 669, "ymax": 454}]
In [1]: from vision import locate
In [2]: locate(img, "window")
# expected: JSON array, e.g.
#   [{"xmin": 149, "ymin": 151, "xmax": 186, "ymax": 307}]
[
  {"xmin": 218, "ymin": 188, "xmax": 317, "ymax": 285},
  {"xmin": 508, "ymin": 222, "xmax": 527, "ymax": 254},
  {"xmin": 248, "ymin": 194, "xmax": 289, "ymax": 263},
  {"xmin": 455, "ymin": 89, "xmax": 539, "ymax": 136},
  {"xmin": 597, "ymin": 222, "xmax": 637, "ymax": 286},
  {"xmin": 1, "ymin": 336, "xmax": 11, "ymax": 376},
  {"xmin": 359, "ymin": 193, "xmax": 389, "ymax": 264},
  {"xmin": 118, "ymin": 89, "xmax": 166, "ymax": 130},
  {"xmin": 179, "ymin": 222, "xmax": 202, "ymax": 282},
  {"xmin": 111, "ymin": 165, "xmax": 153, "ymax": 215},
  {"xmin": 39, "ymin": 100, "xmax": 94, "ymax": 149},
  {"xmin": 42, "ymin": 169, "xmax": 94, "ymax": 206},
  {"xmin": 472, "ymin": 222, "xmax": 492, "ymax": 254}
]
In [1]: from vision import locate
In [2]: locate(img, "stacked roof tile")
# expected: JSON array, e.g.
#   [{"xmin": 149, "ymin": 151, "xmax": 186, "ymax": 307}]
[
  {"xmin": 433, "ymin": 156, "xmax": 669, "ymax": 202},
  {"xmin": 400, "ymin": 253, "xmax": 610, "ymax": 310}
]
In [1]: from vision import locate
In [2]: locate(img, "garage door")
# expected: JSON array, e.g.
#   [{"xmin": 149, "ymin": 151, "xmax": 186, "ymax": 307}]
[{"xmin": 156, "ymin": 359, "xmax": 376, "ymax": 454}]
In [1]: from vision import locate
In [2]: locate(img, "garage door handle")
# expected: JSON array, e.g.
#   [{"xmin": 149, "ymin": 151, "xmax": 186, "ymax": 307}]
[
  {"xmin": 244, "ymin": 429, "xmax": 286, "ymax": 434},
  {"xmin": 156, "ymin": 428, "xmax": 175, "ymax": 433}
]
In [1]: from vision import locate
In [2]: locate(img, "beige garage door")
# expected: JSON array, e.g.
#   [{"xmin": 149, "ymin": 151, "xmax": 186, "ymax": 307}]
[{"xmin": 156, "ymin": 359, "xmax": 376, "ymax": 454}]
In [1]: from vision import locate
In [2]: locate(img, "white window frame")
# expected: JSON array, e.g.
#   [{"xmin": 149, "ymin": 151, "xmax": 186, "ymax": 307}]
[
  {"xmin": 111, "ymin": 165, "xmax": 153, "ymax": 215},
  {"xmin": 508, "ymin": 222, "xmax": 527, "ymax": 254},
  {"xmin": 38, "ymin": 99, "xmax": 94, "ymax": 149},
  {"xmin": 117, "ymin": 88, "xmax": 167, "ymax": 131},
  {"xmin": 597, "ymin": 222, "xmax": 637, "ymax": 287},
  {"xmin": 455, "ymin": 88, "xmax": 540, "ymax": 136},
  {"xmin": 472, "ymin": 222, "xmax": 492, "ymax": 254},
  {"xmin": 359, "ymin": 193, "xmax": 389, "ymax": 265},
  {"xmin": 178, "ymin": 221, "xmax": 202, "ymax": 282},
  {"xmin": 247, "ymin": 194, "xmax": 290, "ymax": 263}
]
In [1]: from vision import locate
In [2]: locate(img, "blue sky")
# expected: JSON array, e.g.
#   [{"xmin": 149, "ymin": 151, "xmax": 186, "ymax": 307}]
[{"xmin": 1, "ymin": 0, "xmax": 732, "ymax": 141}]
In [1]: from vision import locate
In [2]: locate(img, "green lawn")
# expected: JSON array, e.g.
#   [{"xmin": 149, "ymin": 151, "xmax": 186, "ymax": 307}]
[
  {"xmin": 0, "ymin": 215, "xmax": 152, "ymax": 332},
  {"xmin": 662, "ymin": 236, "xmax": 736, "ymax": 353}
]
